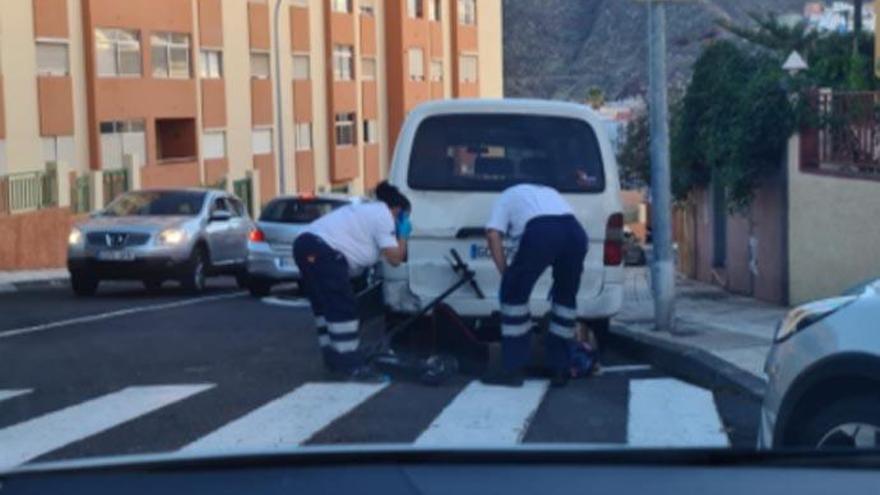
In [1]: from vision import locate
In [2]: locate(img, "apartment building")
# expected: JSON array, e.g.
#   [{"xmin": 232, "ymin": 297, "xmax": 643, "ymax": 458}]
[{"xmin": 0, "ymin": 0, "xmax": 503, "ymax": 224}]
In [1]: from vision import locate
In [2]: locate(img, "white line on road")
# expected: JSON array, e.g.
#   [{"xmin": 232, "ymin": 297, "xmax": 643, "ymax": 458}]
[
  {"xmin": 599, "ymin": 364, "xmax": 652, "ymax": 374},
  {"xmin": 0, "ymin": 389, "xmax": 32, "ymax": 404},
  {"xmin": 261, "ymin": 296, "xmax": 311, "ymax": 308},
  {"xmin": 415, "ymin": 380, "xmax": 549, "ymax": 446},
  {"xmin": 0, "ymin": 292, "xmax": 246, "ymax": 340},
  {"xmin": 0, "ymin": 384, "xmax": 213, "ymax": 470},
  {"xmin": 627, "ymin": 378, "xmax": 729, "ymax": 448},
  {"xmin": 182, "ymin": 382, "xmax": 387, "ymax": 453}
]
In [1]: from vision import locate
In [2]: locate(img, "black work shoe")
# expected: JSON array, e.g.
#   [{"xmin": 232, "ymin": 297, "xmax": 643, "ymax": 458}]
[
  {"xmin": 550, "ymin": 369, "xmax": 570, "ymax": 388},
  {"xmin": 481, "ymin": 368, "xmax": 525, "ymax": 387},
  {"xmin": 347, "ymin": 365, "xmax": 391, "ymax": 384}
]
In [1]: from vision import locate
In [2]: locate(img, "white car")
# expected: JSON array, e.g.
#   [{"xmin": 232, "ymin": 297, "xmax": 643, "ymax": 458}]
[{"xmin": 381, "ymin": 99, "xmax": 624, "ymax": 332}]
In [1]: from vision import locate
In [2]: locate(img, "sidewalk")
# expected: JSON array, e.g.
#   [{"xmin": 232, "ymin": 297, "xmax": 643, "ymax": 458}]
[
  {"xmin": 610, "ymin": 267, "xmax": 789, "ymax": 399},
  {"xmin": 0, "ymin": 269, "xmax": 69, "ymax": 292}
]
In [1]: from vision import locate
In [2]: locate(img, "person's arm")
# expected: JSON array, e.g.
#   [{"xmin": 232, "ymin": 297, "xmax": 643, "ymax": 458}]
[
  {"xmin": 382, "ymin": 238, "xmax": 407, "ymax": 267},
  {"xmin": 486, "ymin": 229, "xmax": 507, "ymax": 275}
]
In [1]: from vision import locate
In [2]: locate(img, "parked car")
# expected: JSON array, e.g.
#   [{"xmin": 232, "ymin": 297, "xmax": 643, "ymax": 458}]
[
  {"xmin": 246, "ymin": 193, "xmax": 361, "ymax": 297},
  {"xmin": 382, "ymin": 99, "xmax": 624, "ymax": 332},
  {"xmin": 758, "ymin": 279, "xmax": 880, "ymax": 449},
  {"xmin": 67, "ymin": 189, "xmax": 253, "ymax": 296}
]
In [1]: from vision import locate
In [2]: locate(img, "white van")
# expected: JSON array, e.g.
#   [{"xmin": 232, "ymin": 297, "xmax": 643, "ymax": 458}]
[{"xmin": 382, "ymin": 99, "xmax": 624, "ymax": 332}]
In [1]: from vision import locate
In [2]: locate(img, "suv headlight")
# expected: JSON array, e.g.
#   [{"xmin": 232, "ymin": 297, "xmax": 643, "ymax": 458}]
[
  {"xmin": 158, "ymin": 229, "xmax": 187, "ymax": 245},
  {"xmin": 68, "ymin": 228, "xmax": 83, "ymax": 247},
  {"xmin": 775, "ymin": 296, "xmax": 857, "ymax": 342}
]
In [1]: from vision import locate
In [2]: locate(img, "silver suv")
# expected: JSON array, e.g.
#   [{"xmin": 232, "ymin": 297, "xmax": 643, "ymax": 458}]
[{"xmin": 67, "ymin": 189, "xmax": 254, "ymax": 296}]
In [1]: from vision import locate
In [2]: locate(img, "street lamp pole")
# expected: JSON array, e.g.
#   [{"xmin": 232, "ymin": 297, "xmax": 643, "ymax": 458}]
[
  {"xmin": 273, "ymin": 0, "xmax": 288, "ymax": 194},
  {"xmin": 647, "ymin": 0, "xmax": 675, "ymax": 332}
]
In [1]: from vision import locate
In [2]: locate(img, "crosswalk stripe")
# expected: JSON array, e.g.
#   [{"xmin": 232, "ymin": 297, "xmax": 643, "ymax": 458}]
[
  {"xmin": 627, "ymin": 378, "xmax": 729, "ymax": 447},
  {"xmin": 182, "ymin": 382, "xmax": 387, "ymax": 453},
  {"xmin": 0, "ymin": 389, "xmax": 32, "ymax": 404},
  {"xmin": 415, "ymin": 380, "xmax": 549, "ymax": 446},
  {"xmin": 0, "ymin": 384, "xmax": 213, "ymax": 470}
]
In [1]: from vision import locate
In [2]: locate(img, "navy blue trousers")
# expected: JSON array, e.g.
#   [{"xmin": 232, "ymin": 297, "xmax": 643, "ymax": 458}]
[
  {"xmin": 499, "ymin": 215, "xmax": 588, "ymax": 373},
  {"xmin": 293, "ymin": 233, "xmax": 363, "ymax": 371}
]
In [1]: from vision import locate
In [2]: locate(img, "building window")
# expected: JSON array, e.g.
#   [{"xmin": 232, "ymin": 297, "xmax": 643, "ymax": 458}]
[
  {"xmin": 292, "ymin": 54, "xmax": 310, "ymax": 80},
  {"xmin": 250, "ymin": 52, "xmax": 271, "ymax": 79},
  {"xmin": 200, "ymin": 49, "xmax": 223, "ymax": 79},
  {"xmin": 295, "ymin": 123, "xmax": 312, "ymax": 151},
  {"xmin": 331, "ymin": 0, "xmax": 352, "ymax": 13},
  {"xmin": 362, "ymin": 57, "xmax": 376, "ymax": 80},
  {"xmin": 458, "ymin": 0, "xmax": 476, "ymax": 25},
  {"xmin": 36, "ymin": 41, "xmax": 70, "ymax": 76},
  {"xmin": 363, "ymin": 119, "xmax": 378, "ymax": 144},
  {"xmin": 156, "ymin": 118, "xmax": 196, "ymax": 161},
  {"xmin": 203, "ymin": 131, "xmax": 227, "ymax": 160},
  {"xmin": 152, "ymin": 32, "xmax": 190, "ymax": 79},
  {"xmin": 429, "ymin": 0, "xmax": 441, "ymax": 21},
  {"xmin": 100, "ymin": 120, "xmax": 146, "ymax": 169},
  {"xmin": 333, "ymin": 45, "xmax": 354, "ymax": 81},
  {"xmin": 95, "ymin": 28, "xmax": 141, "ymax": 77},
  {"xmin": 334, "ymin": 113, "xmax": 356, "ymax": 146},
  {"xmin": 408, "ymin": 48, "xmax": 424, "ymax": 81},
  {"xmin": 252, "ymin": 128, "xmax": 273, "ymax": 155},
  {"xmin": 407, "ymin": 0, "xmax": 423, "ymax": 18},
  {"xmin": 459, "ymin": 55, "xmax": 478, "ymax": 82},
  {"xmin": 430, "ymin": 60, "xmax": 443, "ymax": 82},
  {"xmin": 359, "ymin": 0, "xmax": 374, "ymax": 16},
  {"xmin": 42, "ymin": 136, "xmax": 75, "ymax": 165}
]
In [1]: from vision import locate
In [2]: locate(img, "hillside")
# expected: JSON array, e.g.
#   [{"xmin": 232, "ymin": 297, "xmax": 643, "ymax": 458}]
[{"xmin": 503, "ymin": 0, "xmax": 811, "ymax": 100}]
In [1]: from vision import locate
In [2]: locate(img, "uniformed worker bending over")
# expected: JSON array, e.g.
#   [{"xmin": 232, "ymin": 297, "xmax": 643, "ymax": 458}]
[
  {"xmin": 482, "ymin": 183, "xmax": 588, "ymax": 387},
  {"xmin": 293, "ymin": 181, "xmax": 412, "ymax": 382}
]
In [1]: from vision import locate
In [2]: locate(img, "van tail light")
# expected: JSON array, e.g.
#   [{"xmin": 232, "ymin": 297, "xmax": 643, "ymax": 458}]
[
  {"xmin": 249, "ymin": 229, "xmax": 266, "ymax": 243},
  {"xmin": 603, "ymin": 213, "xmax": 624, "ymax": 266}
]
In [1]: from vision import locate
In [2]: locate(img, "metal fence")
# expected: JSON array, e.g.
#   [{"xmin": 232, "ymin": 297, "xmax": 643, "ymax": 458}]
[
  {"xmin": 803, "ymin": 90, "xmax": 880, "ymax": 179},
  {"xmin": 0, "ymin": 169, "xmax": 58, "ymax": 214},
  {"xmin": 102, "ymin": 169, "xmax": 129, "ymax": 207},
  {"xmin": 71, "ymin": 175, "xmax": 91, "ymax": 214}
]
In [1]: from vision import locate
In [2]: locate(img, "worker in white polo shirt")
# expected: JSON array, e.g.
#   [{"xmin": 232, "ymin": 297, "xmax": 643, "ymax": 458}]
[
  {"xmin": 293, "ymin": 181, "xmax": 412, "ymax": 382},
  {"xmin": 482, "ymin": 183, "xmax": 588, "ymax": 387}
]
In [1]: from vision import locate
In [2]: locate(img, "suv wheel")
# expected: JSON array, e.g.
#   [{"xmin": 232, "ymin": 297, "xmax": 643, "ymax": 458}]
[
  {"xmin": 796, "ymin": 395, "xmax": 880, "ymax": 449},
  {"xmin": 181, "ymin": 247, "xmax": 208, "ymax": 294},
  {"xmin": 248, "ymin": 278, "xmax": 272, "ymax": 298},
  {"xmin": 71, "ymin": 272, "xmax": 99, "ymax": 297}
]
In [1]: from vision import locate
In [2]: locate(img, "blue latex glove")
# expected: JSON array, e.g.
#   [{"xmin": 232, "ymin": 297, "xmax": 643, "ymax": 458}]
[{"xmin": 397, "ymin": 212, "xmax": 413, "ymax": 239}]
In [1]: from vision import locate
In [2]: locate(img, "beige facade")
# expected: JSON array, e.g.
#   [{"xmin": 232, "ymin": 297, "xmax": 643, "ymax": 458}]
[
  {"xmin": 0, "ymin": 0, "xmax": 504, "ymax": 216},
  {"xmin": 787, "ymin": 135, "xmax": 880, "ymax": 305}
]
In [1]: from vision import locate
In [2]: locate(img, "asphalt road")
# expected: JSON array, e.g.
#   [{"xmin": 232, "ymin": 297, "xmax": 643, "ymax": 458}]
[{"xmin": 0, "ymin": 279, "xmax": 760, "ymax": 471}]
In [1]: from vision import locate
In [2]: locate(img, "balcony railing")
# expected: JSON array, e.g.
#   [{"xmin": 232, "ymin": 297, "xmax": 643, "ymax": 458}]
[
  {"xmin": 802, "ymin": 90, "xmax": 880, "ymax": 179},
  {"xmin": 0, "ymin": 169, "xmax": 58, "ymax": 214}
]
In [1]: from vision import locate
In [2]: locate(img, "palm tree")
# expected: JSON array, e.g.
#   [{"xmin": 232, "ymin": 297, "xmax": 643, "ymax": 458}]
[{"xmin": 587, "ymin": 87, "xmax": 605, "ymax": 110}]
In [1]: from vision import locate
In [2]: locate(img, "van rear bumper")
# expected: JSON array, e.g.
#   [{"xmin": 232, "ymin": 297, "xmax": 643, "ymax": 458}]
[{"xmin": 383, "ymin": 279, "xmax": 623, "ymax": 320}]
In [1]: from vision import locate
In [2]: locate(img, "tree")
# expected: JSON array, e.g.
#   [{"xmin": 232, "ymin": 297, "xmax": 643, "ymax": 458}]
[
  {"xmin": 617, "ymin": 111, "xmax": 650, "ymax": 188},
  {"xmin": 717, "ymin": 12, "xmax": 819, "ymax": 56},
  {"xmin": 854, "ymin": 0, "xmax": 864, "ymax": 55},
  {"xmin": 670, "ymin": 41, "xmax": 795, "ymax": 209},
  {"xmin": 587, "ymin": 87, "xmax": 605, "ymax": 110}
]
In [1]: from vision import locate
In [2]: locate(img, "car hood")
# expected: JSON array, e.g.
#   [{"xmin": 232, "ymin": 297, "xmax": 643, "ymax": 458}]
[{"xmin": 77, "ymin": 216, "xmax": 197, "ymax": 233}]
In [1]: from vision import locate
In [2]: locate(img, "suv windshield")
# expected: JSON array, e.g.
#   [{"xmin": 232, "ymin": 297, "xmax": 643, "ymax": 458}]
[
  {"xmin": 259, "ymin": 199, "xmax": 346, "ymax": 223},
  {"xmin": 408, "ymin": 114, "xmax": 605, "ymax": 193},
  {"xmin": 102, "ymin": 191, "xmax": 207, "ymax": 216}
]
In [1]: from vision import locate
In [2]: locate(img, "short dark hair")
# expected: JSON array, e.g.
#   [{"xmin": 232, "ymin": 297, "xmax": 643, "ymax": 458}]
[{"xmin": 375, "ymin": 181, "xmax": 411, "ymax": 211}]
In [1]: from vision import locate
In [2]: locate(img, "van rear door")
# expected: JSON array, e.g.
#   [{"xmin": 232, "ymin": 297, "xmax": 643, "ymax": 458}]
[{"xmin": 397, "ymin": 113, "xmax": 617, "ymax": 316}]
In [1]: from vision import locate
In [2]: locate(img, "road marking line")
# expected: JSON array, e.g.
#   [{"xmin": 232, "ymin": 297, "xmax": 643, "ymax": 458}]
[
  {"xmin": 627, "ymin": 378, "xmax": 729, "ymax": 447},
  {"xmin": 0, "ymin": 389, "xmax": 32, "ymax": 404},
  {"xmin": 261, "ymin": 296, "xmax": 311, "ymax": 308},
  {"xmin": 0, "ymin": 384, "xmax": 213, "ymax": 470},
  {"xmin": 599, "ymin": 364, "xmax": 652, "ymax": 374},
  {"xmin": 0, "ymin": 292, "xmax": 246, "ymax": 340},
  {"xmin": 182, "ymin": 382, "xmax": 387, "ymax": 452},
  {"xmin": 415, "ymin": 380, "xmax": 549, "ymax": 446}
]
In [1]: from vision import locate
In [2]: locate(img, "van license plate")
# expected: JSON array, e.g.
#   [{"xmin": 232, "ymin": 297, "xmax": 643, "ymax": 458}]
[{"xmin": 97, "ymin": 250, "xmax": 135, "ymax": 262}]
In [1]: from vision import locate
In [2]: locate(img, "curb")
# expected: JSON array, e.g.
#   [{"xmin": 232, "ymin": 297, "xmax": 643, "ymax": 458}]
[
  {"xmin": 606, "ymin": 322, "xmax": 767, "ymax": 401},
  {"xmin": 0, "ymin": 274, "xmax": 70, "ymax": 292}
]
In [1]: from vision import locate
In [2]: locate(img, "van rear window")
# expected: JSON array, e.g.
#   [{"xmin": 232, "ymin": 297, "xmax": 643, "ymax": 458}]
[
  {"xmin": 259, "ymin": 199, "xmax": 345, "ymax": 223},
  {"xmin": 407, "ymin": 114, "xmax": 605, "ymax": 193}
]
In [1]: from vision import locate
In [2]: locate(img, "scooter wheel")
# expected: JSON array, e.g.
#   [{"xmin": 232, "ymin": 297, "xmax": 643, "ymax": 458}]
[{"xmin": 420, "ymin": 355, "xmax": 458, "ymax": 386}]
